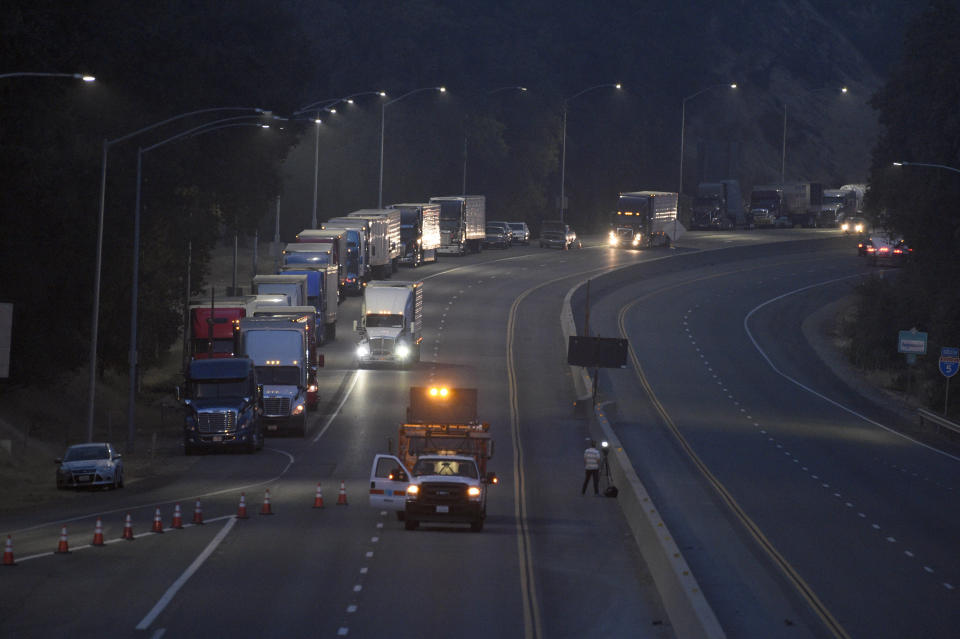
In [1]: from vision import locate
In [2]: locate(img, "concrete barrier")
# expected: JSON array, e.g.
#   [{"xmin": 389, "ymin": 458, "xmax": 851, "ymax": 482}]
[{"xmin": 562, "ymin": 282, "xmax": 725, "ymax": 639}]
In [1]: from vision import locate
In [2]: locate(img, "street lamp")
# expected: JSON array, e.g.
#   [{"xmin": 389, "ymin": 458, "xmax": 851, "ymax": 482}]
[
  {"xmin": 462, "ymin": 86, "xmax": 527, "ymax": 195},
  {"xmin": 559, "ymin": 83, "xmax": 622, "ymax": 225},
  {"xmin": 781, "ymin": 86, "xmax": 848, "ymax": 184},
  {"xmin": 126, "ymin": 116, "xmax": 274, "ymax": 451},
  {"xmin": 678, "ymin": 83, "xmax": 737, "ymax": 195},
  {"xmin": 86, "ymin": 106, "xmax": 272, "ymax": 443},
  {"xmin": 378, "ymin": 86, "xmax": 446, "ymax": 208},
  {"xmin": 0, "ymin": 72, "xmax": 95, "ymax": 81},
  {"xmin": 893, "ymin": 161, "xmax": 960, "ymax": 175},
  {"xmin": 294, "ymin": 91, "xmax": 387, "ymax": 228}
]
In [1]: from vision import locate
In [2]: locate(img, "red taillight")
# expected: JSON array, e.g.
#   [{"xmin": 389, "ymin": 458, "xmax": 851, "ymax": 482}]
[{"xmin": 893, "ymin": 248, "xmax": 903, "ymax": 255}]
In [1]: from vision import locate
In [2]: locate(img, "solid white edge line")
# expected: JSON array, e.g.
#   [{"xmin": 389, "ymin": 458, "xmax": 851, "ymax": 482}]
[
  {"xmin": 135, "ymin": 517, "xmax": 237, "ymax": 630},
  {"xmin": 313, "ymin": 370, "xmax": 358, "ymax": 443}
]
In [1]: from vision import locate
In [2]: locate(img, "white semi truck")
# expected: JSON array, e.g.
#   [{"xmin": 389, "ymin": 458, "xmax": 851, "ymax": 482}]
[{"xmin": 354, "ymin": 280, "xmax": 423, "ymax": 368}]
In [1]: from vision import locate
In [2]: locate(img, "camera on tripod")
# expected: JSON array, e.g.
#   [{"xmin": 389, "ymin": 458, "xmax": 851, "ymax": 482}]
[{"xmin": 599, "ymin": 440, "xmax": 618, "ymax": 497}]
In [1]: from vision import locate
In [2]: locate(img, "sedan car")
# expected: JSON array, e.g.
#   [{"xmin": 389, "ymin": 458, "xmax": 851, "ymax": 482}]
[
  {"xmin": 539, "ymin": 220, "xmax": 580, "ymax": 249},
  {"xmin": 483, "ymin": 224, "xmax": 511, "ymax": 249},
  {"xmin": 486, "ymin": 221, "xmax": 513, "ymax": 247},
  {"xmin": 506, "ymin": 222, "xmax": 530, "ymax": 245},
  {"xmin": 863, "ymin": 236, "xmax": 912, "ymax": 266},
  {"xmin": 56, "ymin": 442, "xmax": 124, "ymax": 489}
]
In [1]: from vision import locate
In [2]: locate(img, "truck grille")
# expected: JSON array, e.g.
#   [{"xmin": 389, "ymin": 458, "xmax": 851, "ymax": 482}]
[
  {"xmin": 197, "ymin": 411, "xmax": 236, "ymax": 434},
  {"xmin": 420, "ymin": 482, "xmax": 467, "ymax": 504},
  {"xmin": 263, "ymin": 397, "xmax": 291, "ymax": 416},
  {"xmin": 369, "ymin": 337, "xmax": 395, "ymax": 358}
]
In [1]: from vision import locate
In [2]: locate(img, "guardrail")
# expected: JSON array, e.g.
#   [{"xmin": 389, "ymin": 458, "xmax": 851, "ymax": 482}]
[{"xmin": 917, "ymin": 407, "xmax": 960, "ymax": 436}]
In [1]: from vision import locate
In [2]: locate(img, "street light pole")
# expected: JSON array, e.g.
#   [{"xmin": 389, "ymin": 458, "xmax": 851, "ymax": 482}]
[
  {"xmin": 0, "ymin": 72, "xmax": 95, "ymax": 81},
  {"xmin": 559, "ymin": 83, "xmax": 622, "ymax": 225},
  {"xmin": 679, "ymin": 83, "xmax": 736, "ymax": 196},
  {"xmin": 893, "ymin": 161, "xmax": 960, "ymax": 175},
  {"xmin": 86, "ymin": 106, "xmax": 270, "ymax": 443},
  {"xmin": 378, "ymin": 86, "xmax": 445, "ymax": 208},
  {"xmin": 126, "ymin": 117, "xmax": 270, "ymax": 451}
]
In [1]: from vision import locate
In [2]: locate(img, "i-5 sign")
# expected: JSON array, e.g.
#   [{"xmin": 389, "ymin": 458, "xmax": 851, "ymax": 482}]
[{"xmin": 940, "ymin": 347, "xmax": 959, "ymax": 378}]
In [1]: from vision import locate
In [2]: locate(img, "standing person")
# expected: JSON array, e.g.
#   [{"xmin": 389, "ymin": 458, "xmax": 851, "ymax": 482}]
[{"xmin": 582, "ymin": 440, "xmax": 602, "ymax": 495}]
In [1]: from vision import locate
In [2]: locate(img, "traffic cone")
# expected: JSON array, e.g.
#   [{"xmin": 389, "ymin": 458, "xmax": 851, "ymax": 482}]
[
  {"xmin": 171, "ymin": 503, "xmax": 183, "ymax": 529},
  {"xmin": 336, "ymin": 480, "xmax": 348, "ymax": 505},
  {"xmin": 3, "ymin": 535, "xmax": 15, "ymax": 566},
  {"xmin": 151, "ymin": 507, "xmax": 164, "ymax": 533},
  {"xmin": 92, "ymin": 518, "xmax": 104, "ymax": 546},
  {"xmin": 260, "ymin": 489, "xmax": 274, "ymax": 515},
  {"xmin": 192, "ymin": 500, "xmax": 204, "ymax": 525},
  {"xmin": 236, "ymin": 493, "xmax": 249, "ymax": 519},
  {"xmin": 55, "ymin": 526, "xmax": 70, "ymax": 554},
  {"xmin": 313, "ymin": 482, "xmax": 324, "ymax": 508},
  {"xmin": 122, "ymin": 513, "xmax": 135, "ymax": 540}
]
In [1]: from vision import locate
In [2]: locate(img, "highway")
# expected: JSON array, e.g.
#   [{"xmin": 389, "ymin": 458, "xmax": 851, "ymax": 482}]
[{"xmin": 2, "ymin": 229, "xmax": 956, "ymax": 638}]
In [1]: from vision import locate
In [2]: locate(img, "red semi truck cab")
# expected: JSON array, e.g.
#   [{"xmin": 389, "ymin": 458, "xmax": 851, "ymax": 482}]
[{"xmin": 190, "ymin": 303, "xmax": 246, "ymax": 359}]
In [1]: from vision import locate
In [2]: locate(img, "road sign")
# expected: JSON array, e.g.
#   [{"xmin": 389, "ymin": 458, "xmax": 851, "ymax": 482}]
[
  {"xmin": 898, "ymin": 329, "xmax": 928, "ymax": 355},
  {"xmin": 939, "ymin": 346, "xmax": 959, "ymax": 378}
]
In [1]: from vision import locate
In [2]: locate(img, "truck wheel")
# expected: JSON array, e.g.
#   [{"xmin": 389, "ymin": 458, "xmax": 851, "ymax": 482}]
[
  {"xmin": 470, "ymin": 518, "xmax": 484, "ymax": 532},
  {"xmin": 405, "ymin": 519, "xmax": 419, "ymax": 531}
]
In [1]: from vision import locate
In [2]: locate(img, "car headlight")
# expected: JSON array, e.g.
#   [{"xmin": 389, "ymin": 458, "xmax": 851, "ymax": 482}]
[
  {"xmin": 395, "ymin": 343, "xmax": 410, "ymax": 359},
  {"xmin": 841, "ymin": 223, "xmax": 849, "ymax": 231},
  {"xmin": 467, "ymin": 486, "xmax": 481, "ymax": 498},
  {"xmin": 356, "ymin": 343, "xmax": 370, "ymax": 358}
]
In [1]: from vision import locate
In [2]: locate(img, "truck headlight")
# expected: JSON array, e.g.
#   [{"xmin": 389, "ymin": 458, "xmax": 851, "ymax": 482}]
[
  {"xmin": 406, "ymin": 484, "xmax": 419, "ymax": 498},
  {"xmin": 356, "ymin": 343, "xmax": 370, "ymax": 358},
  {"xmin": 395, "ymin": 343, "xmax": 410, "ymax": 359},
  {"xmin": 467, "ymin": 486, "xmax": 481, "ymax": 498},
  {"xmin": 293, "ymin": 403, "xmax": 305, "ymax": 415},
  {"xmin": 632, "ymin": 235, "xmax": 640, "ymax": 246},
  {"xmin": 608, "ymin": 231, "xmax": 616, "ymax": 245}
]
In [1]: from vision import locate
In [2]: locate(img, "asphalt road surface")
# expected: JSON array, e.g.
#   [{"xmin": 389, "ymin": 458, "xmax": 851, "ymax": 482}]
[{"xmin": 3, "ymin": 229, "xmax": 955, "ymax": 639}]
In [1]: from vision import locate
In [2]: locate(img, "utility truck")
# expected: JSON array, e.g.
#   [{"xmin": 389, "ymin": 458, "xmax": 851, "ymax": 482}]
[
  {"xmin": 430, "ymin": 195, "xmax": 486, "ymax": 255},
  {"xmin": 347, "ymin": 208, "xmax": 401, "ymax": 275},
  {"xmin": 369, "ymin": 385, "xmax": 498, "ymax": 532},
  {"xmin": 390, "ymin": 203, "xmax": 441, "ymax": 266},
  {"xmin": 610, "ymin": 191, "xmax": 682, "ymax": 248},
  {"xmin": 237, "ymin": 317, "xmax": 309, "ymax": 436},
  {"xmin": 354, "ymin": 281, "xmax": 423, "ymax": 368},
  {"xmin": 177, "ymin": 357, "xmax": 264, "ymax": 454}
]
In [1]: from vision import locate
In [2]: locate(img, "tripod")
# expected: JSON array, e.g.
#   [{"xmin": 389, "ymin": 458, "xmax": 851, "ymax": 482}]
[{"xmin": 600, "ymin": 450, "xmax": 614, "ymax": 493}]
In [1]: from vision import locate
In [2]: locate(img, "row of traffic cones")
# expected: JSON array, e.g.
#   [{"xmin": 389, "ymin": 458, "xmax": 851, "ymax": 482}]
[{"xmin": 1, "ymin": 482, "xmax": 351, "ymax": 565}]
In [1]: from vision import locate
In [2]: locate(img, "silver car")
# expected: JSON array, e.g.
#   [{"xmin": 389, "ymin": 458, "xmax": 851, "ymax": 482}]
[
  {"xmin": 506, "ymin": 222, "xmax": 530, "ymax": 245},
  {"xmin": 56, "ymin": 442, "xmax": 124, "ymax": 489}
]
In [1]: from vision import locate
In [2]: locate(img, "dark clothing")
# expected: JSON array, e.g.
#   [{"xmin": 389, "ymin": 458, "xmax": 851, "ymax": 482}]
[{"xmin": 582, "ymin": 468, "xmax": 599, "ymax": 495}]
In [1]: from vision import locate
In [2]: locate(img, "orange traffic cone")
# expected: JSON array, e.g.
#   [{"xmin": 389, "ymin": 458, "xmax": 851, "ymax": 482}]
[
  {"xmin": 92, "ymin": 518, "xmax": 104, "ymax": 546},
  {"xmin": 336, "ymin": 480, "xmax": 348, "ymax": 505},
  {"xmin": 236, "ymin": 493, "xmax": 249, "ymax": 519},
  {"xmin": 55, "ymin": 526, "xmax": 70, "ymax": 554},
  {"xmin": 171, "ymin": 503, "xmax": 183, "ymax": 529},
  {"xmin": 151, "ymin": 507, "xmax": 164, "ymax": 533},
  {"xmin": 313, "ymin": 482, "xmax": 324, "ymax": 508},
  {"xmin": 192, "ymin": 500, "xmax": 204, "ymax": 525},
  {"xmin": 3, "ymin": 535, "xmax": 15, "ymax": 566},
  {"xmin": 122, "ymin": 513, "xmax": 135, "ymax": 540},
  {"xmin": 260, "ymin": 489, "xmax": 274, "ymax": 515}
]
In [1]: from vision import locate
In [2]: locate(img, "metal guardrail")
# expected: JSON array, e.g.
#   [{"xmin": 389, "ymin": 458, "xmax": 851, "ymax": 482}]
[{"xmin": 917, "ymin": 407, "xmax": 960, "ymax": 435}]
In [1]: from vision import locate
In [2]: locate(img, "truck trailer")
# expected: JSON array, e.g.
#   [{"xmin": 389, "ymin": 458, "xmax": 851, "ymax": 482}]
[
  {"xmin": 355, "ymin": 280, "xmax": 423, "ymax": 368},
  {"xmin": 251, "ymin": 273, "xmax": 308, "ymax": 308},
  {"xmin": 610, "ymin": 191, "xmax": 682, "ymax": 248},
  {"xmin": 689, "ymin": 180, "xmax": 743, "ymax": 230},
  {"xmin": 347, "ymin": 208, "xmax": 401, "ymax": 275},
  {"xmin": 430, "ymin": 195, "xmax": 486, "ymax": 255},
  {"xmin": 390, "ymin": 203, "xmax": 441, "ymax": 266},
  {"xmin": 278, "ymin": 264, "xmax": 338, "ymax": 342}
]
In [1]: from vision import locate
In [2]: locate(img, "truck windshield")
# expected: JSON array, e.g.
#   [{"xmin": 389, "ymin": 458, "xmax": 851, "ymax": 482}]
[
  {"xmin": 284, "ymin": 252, "xmax": 331, "ymax": 265},
  {"xmin": 254, "ymin": 366, "xmax": 300, "ymax": 385},
  {"xmin": 192, "ymin": 379, "xmax": 249, "ymax": 398},
  {"xmin": 365, "ymin": 314, "xmax": 403, "ymax": 328},
  {"xmin": 412, "ymin": 459, "xmax": 478, "ymax": 478}
]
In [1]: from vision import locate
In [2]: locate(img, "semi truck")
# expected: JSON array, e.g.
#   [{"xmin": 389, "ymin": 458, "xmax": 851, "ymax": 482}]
[
  {"xmin": 347, "ymin": 208, "xmax": 401, "ymax": 275},
  {"xmin": 250, "ymin": 304, "xmax": 320, "ymax": 410},
  {"xmin": 188, "ymin": 297, "xmax": 249, "ymax": 359},
  {"xmin": 609, "ymin": 191, "xmax": 682, "ymax": 248},
  {"xmin": 429, "ymin": 195, "xmax": 486, "ymax": 255},
  {"xmin": 237, "ymin": 317, "xmax": 310, "ymax": 437},
  {"xmin": 251, "ymin": 274, "xmax": 308, "ymax": 308},
  {"xmin": 389, "ymin": 203, "xmax": 441, "ymax": 266},
  {"xmin": 278, "ymin": 264, "xmax": 338, "ymax": 342},
  {"xmin": 295, "ymin": 230, "xmax": 347, "ymax": 293},
  {"xmin": 321, "ymin": 218, "xmax": 371, "ymax": 291},
  {"xmin": 689, "ymin": 180, "xmax": 743, "ymax": 230},
  {"xmin": 177, "ymin": 357, "xmax": 264, "ymax": 455},
  {"xmin": 783, "ymin": 182, "xmax": 824, "ymax": 227},
  {"xmin": 354, "ymin": 280, "xmax": 423, "ymax": 368},
  {"xmin": 369, "ymin": 385, "xmax": 497, "ymax": 532}
]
